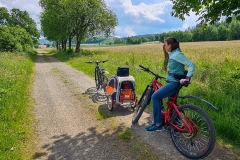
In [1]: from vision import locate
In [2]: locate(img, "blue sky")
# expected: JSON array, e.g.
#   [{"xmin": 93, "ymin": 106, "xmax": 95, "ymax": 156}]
[{"xmin": 0, "ymin": 0, "xmax": 199, "ymax": 37}]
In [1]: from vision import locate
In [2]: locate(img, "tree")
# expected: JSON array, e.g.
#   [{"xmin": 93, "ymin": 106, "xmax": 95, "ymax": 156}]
[
  {"xmin": 0, "ymin": 7, "xmax": 9, "ymax": 25},
  {"xmin": 0, "ymin": 7, "xmax": 40, "ymax": 45},
  {"xmin": 141, "ymin": 37, "xmax": 148, "ymax": 43},
  {"xmin": 0, "ymin": 26, "xmax": 33, "ymax": 52},
  {"xmin": 39, "ymin": 0, "xmax": 118, "ymax": 53},
  {"xmin": 203, "ymin": 25, "xmax": 218, "ymax": 41},
  {"xmin": 170, "ymin": 0, "xmax": 240, "ymax": 25},
  {"xmin": 192, "ymin": 27, "xmax": 204, "ymax": 42},
  {"xmin": 217, "ymin": 25, "xmax": 229, "ymax": 41},
  {"xmin": 40, "ymin": 2, "xmax": 70, "ymax": 50},
  {"xmin": 228, "ymin": 20, "xmax": 240, "ymax": 40},
  {"xmin": 148, "ymin": 35, "xmax": 155, "ymax": 41},
  {"xmin": 114, "ymin": 37, "xmax": 124, "ymax": 44},
  {"xmin": 8, "ymin": 8, "xmax": 40, "ymax": 44}
]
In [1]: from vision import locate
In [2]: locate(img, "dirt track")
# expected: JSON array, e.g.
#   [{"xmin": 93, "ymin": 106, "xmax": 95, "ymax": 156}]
[{"xmin": 32, "ymin": 52, "xmax": 239, "ymax": 160}]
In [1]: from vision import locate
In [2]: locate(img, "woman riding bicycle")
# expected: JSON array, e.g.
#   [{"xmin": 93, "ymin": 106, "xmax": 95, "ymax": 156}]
[{"xmin": 146, "ymin": 37, "xmax": 195, "ymax": 132}]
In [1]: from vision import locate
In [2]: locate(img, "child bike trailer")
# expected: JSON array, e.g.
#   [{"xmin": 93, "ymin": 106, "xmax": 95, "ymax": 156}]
[{"xmin": 105, "ymin": 67, "xmax": 137, "ymax": 111}]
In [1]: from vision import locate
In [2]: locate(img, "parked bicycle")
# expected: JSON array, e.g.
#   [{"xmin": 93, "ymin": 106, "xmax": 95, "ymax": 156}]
[
  {"xmin": 132, "ymin": 65, "xmax": 217, "ymax": 159},
  {"xmin": 86, "ymin": 60, "xmax": 109, "ymax": 92}
]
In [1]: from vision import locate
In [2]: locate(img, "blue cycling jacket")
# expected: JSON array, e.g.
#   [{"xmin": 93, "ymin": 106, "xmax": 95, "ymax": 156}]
[{"xmin": 166, "ymin": 48, "xmax": 195, "ymax": 82}]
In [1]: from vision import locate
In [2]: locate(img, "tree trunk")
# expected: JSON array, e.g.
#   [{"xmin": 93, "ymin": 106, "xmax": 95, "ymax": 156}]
[
  {"xmin": 61, "ymin": 40, "xmax": 64, "ymax": 51},
  {"xmin": 64, "ymin": 40, "xmax": 67, "ymax": 51},
  {"xmin": 68, "ymin": 37, "xmax": 72, "ymax": 50},
  {"xmin": 75, "ymin": 40, "xmax": 81, "ymax": 53},
  {"xmin": 62, "ymin": 40, "xmax": 67, "ymax": 51}
]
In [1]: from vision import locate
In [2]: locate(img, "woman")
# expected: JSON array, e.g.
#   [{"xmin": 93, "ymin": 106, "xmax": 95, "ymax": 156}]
[{"xmin": 146, "ymin": 37, "xmax": 195, "ymax": 132}]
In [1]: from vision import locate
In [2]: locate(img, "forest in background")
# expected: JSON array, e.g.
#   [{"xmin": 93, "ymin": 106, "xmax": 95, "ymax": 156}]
[{"xmin": 39, "ymin": 17, "xmax": 240, "ymax": 46}]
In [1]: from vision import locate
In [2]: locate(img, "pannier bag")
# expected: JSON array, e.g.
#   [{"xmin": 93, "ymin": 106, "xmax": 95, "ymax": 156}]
[{"xmin": 117, "ymin": 66, "xmax": 129, "ymax": 77}]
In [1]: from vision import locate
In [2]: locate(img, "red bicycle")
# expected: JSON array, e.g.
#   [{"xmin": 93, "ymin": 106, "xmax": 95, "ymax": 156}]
[{"xmin": 132, "ymin": 65, "xmax": 216, "ymax": 159}]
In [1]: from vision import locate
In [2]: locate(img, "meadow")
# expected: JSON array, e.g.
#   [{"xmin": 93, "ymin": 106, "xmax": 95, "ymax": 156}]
[
  {"xmin": 51, "ymin": 41, "xmax": 240, "ymax": 153},
  {"xmin": 0, "ymin": 51, "xmax": 37, "ymax": 159}
]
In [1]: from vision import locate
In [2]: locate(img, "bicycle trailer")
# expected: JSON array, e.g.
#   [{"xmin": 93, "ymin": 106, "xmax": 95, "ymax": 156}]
[{"xmin": 105, "ymin": 66, "xmax": 137, "ymax": 111}]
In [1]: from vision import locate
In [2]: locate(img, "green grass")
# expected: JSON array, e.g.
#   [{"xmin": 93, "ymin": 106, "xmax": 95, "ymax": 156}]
[
  {"xmin": 96, "ymin": 108, "xmax": 114, "ymax": 120},
  {"xmin": 118, "ymin": 128, "xmax": 133, "ymax": 141},
  {"xmin": 117, "ymin": 127, "xmax": 158, "ymax": 159},
  {"xmin": 50, "ymin": 41, "xmax": 240, "ymax": 154},
  {"xmin": 0, "ymin": 51, "xmax": 37, "ymax": 159}
]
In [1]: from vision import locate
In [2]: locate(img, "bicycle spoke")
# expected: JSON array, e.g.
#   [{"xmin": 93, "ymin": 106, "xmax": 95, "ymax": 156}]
[{"xmin": 170, "ymin": 104, "xmax": 215, "ymax": 159}]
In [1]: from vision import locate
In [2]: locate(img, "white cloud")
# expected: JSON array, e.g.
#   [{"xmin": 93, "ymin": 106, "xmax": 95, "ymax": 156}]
[
  {"xmin": 0, "ymin": 0, "xmax": 40, "ymax": 18},
  {"xmin": 0, "ymin": 0, "xmax": 200, "ymax": 37},
  {"xmin": 0, "ymin": 2, "xmax": 7, "ymax": 8},
  {"xmin": 182, "ymin": 11, "xmax": 199, "ymax": 30},
  {"xmin": 115, "ymin": 26, "xmax": 136, "ymax": 37},
  {"xmin": 117, "ymin": 0, "xmax": 172, "ymax": 23},
  {"xmin": 124, "ymin": 26, "xmax": 136, "ymax": 36}
]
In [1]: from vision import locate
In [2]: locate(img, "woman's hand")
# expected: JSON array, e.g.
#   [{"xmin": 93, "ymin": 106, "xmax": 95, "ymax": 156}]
[
  {"xmin": 180, "ymin": 78, "xmax": 190, "ymax": 86},
  {"xmin": 180, "ymin": 79, "xmax": 188, "ymax": 84}
]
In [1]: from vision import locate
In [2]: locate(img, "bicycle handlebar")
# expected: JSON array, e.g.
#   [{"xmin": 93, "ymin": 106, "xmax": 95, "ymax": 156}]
[
  {"xmin": 139, "ymin": 65, "xmax": 165, "ymax": 79},
  {"xmin": 86, "ymin": 60, "xmax": 108, "ymax": 64}
]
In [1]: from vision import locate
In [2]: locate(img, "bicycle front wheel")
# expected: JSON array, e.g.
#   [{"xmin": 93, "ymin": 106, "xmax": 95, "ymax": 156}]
[
  {"xmin": 106, "ymin": 95, "xmax": 114, "ymax": 111},
  {"xmin": 170, "ymin": 104, "xmax": 216, "ymax": 159},
  {"xmin": 95, "ymin": 68, "xmax": 100, "ymax": 90},
  {"xmin": 132, "ymin": 89, "xmax": 152, "ymax": 124}
]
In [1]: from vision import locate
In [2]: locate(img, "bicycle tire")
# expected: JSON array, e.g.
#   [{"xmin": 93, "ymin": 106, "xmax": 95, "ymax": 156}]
[
  {"xmin": 95, "ymin": 68, "xmax": 100, "ymax": 90},
  {"xmin": 132, "ymin": 89, "xmax": 152, "ymax": 124},
  {"xmin": 101, "ymin": 74, "xmax": 108, "ymax": 92},
  {"xmin": 169, "ymin": 104, "xmax": 216, "ymax": 159},
  {"xmin": 107, "ymin": 95, "xmax": 114, "ymax": 111}
]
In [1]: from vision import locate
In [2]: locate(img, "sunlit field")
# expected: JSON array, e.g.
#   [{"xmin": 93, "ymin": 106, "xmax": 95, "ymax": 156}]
[{"xmin": 51, "ymin": 40, "xmax": 240, "ymax": 153}]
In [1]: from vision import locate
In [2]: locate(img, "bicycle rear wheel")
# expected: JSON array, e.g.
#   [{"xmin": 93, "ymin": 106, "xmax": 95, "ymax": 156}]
[
  {"xmin": 95, "ymin": 68, "xmax": 100, "ymax": 90},
  {"xmin": 101, "ymin": 75, "xmax": 108, "ymax": 92},
  {"xmin": 132, "ymin": 88, "xmax": 152, "ymax": 124},
  {"xmin": 170, "ymin": 104, "xmax": 216, "ymax": 159}
]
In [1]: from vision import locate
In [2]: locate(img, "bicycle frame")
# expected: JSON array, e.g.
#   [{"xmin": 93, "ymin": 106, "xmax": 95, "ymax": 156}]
[
  {"xmin": 162, "ymin": 99, "xmax": 199, "ymax": 133},
  {"xmin": 86, "ymin": 60, "xmax": 109, "ymax": 91},
  {"xmin": 95, "ymin": 61, "xmax": 108, "ymax": 75}
]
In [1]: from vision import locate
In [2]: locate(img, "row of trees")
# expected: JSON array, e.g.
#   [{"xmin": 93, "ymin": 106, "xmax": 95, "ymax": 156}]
[
  {"xmin": 0, "ymin": 7, "xmax": 39, "ymax": 52},
  {"xmin": 39, "ymin": 0, "xmax": 118, "ymax": 52},
  {"xmin": 114, "ymin": 19, "xmax": 240, "ymax": 45}
]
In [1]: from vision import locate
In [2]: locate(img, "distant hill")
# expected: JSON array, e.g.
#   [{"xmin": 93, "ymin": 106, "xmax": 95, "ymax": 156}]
[
  {"xmin": 38, "ymin": 37, "xmax": 116, "ymax": 45},
  {"xmin": 38, "ymin": 39, "xmax": 53, "ymax": 45},
  {"xmin": 38, "ymin": 34, "xmax": 157, "ymax": 45}
]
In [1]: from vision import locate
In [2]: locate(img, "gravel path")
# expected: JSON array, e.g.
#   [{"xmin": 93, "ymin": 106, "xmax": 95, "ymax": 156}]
[{"xmin": 32, "ymin": 52, "xmax": 239, "ymax": 160}]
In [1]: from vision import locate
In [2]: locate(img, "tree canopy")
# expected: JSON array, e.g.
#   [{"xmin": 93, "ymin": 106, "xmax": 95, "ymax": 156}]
[
  {"xmin": 0, "ymin": 7, "xmax": 39, "ymax": 52},
  {"xmin": 39, "ymin": 0, "xmax": 118, "ymax": 52},
  {"xmin": 0, "ymin": 26, "xmax": 33, "ymax": 52},
  {"xmin": 170, "ymin": 0, "xmax": 240, "ymax": 24},
  {"xmin": 9, "ymin": 8, "xmax": 40, "ymax": 44}
]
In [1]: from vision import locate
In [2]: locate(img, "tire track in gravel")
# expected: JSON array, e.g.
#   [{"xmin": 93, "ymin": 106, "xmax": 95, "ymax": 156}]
[{"xmin": 32, "ymin": 52, "xmax": 239, "ymax": 160}]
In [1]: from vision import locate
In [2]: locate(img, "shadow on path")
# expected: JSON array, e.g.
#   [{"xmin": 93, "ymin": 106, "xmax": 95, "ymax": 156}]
[{"xmin": 33, "ymin": 125, "xmax": 136, "ymax": 159}]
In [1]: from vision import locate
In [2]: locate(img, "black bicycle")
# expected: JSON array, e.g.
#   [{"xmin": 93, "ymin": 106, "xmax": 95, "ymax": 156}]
[{"xmin": 86, "ymin": 60, "xmax": 109, "ymax": 92}]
